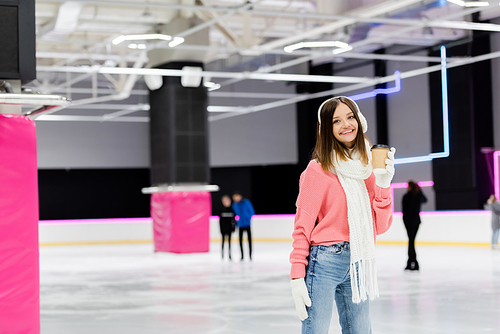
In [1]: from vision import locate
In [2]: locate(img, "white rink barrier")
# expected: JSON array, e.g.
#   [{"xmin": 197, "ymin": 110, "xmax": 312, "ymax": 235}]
[{"xmin": 39, "ymin": 211, "xmax": 493, "ymax": 246}]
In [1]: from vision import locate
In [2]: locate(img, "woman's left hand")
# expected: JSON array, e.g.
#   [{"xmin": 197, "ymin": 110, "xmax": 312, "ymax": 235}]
[{"xmin": 374, "ymin": 147, "xmax": 395, "ymax": 188}]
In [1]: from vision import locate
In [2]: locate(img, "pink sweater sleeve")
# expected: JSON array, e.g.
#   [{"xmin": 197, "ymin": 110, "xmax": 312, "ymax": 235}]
[
  {"xmin": 371, "ymin": 184, "xmax": 393, "ymax": 235},
  {"xmin": 290, "ymin": 164, "xmax": 327, "ymax": 279}
]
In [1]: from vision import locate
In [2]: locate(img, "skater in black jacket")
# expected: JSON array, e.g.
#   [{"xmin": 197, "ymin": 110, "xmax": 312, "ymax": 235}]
[
  {"xmin": 219, "ymin": 195, "xmax": 236, "ymax": 260},
  {"xmin": 402, "ymin": 181, "xmax": 427, "ymax": 271}
]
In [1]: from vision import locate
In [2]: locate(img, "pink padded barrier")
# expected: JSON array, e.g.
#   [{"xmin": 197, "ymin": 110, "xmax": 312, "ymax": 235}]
[
  {"xmin": 0, "ymin": 114, "xmax": 40, "ymax": 333},
  {"xmin": 151, "ymin": 191, "xmax": 210, "ymax": 253}
]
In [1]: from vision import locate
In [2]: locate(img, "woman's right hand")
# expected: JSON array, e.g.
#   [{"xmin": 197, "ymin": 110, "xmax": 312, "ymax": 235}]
[
  {"xmin": 290, "ymin": 278, "xmax": 311, "ymax": 321},
  {"xmin": 373, "ymin": 147, "xmax": 396, "ymax": 188}
]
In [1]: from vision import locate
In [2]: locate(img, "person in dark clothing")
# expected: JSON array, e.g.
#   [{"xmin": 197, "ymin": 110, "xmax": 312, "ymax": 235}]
[
  {"xmin": 484, "ymin": 194, "xmax": 500, "ymax": 250},
  {"xmin": 402, "ymin": 180, "xmax": 427, "ymax": 271},
  {"xmin": 232, "ymin": 191, "xmax": 255, "ymax": 261},
  {"xmin": 219, "ymin": 195, "xmax": 236, "ymax": 260}
]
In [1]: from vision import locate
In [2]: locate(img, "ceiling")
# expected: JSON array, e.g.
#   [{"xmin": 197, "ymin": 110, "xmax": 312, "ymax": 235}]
[{"xmin": 27, "ymin": 0, "xmax": 500, "ymax": 122}]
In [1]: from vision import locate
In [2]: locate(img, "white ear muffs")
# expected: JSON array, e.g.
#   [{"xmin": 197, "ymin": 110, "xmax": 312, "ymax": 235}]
[{"xmin": 317, "ymin": 96, "xmax": 368, "ymax": 133}]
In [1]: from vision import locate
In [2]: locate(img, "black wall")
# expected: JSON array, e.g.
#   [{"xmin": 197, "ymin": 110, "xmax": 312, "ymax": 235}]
[
  {"xmin": 38, "ymin": 169, "xmax": 151, "ymax": 220},
  {"xmin": 38, "ymin": 165, "xmax": 299, "ymax": 220},
  {"xmin": 0, "ymin": 0, "xmax": 35, "ymax": 81},
  {"xmin": 211, "ymin": 164, "xmax": 298, "ymax": 216}
]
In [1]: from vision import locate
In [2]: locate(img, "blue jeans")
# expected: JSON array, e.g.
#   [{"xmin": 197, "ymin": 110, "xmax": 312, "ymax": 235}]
[
  {"xmin": 493, "ymin": 229, "xmax": 499, "ymax": 247},
  {"xmin": 302, "ymin": 243, "xmax": 372, "ymax": 334}
]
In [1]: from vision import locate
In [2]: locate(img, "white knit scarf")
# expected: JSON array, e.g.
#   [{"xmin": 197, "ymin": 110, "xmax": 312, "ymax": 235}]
[{"xmin": 333, "ymin": 143, "xmax": 379, "ymax": 303}]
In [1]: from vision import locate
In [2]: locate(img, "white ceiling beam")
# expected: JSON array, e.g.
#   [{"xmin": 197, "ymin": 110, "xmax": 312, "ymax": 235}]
[
  {"xmin": 36, "ymin": 66, "xmax": 370, "ymax": 84},
  {"xmin": 216, "ymin": 53, "xmax": 314, "ymax": 87},
  {"xmin": 35, "ymin": 87, "xmax": 148, "ymax": 96},
  {"xmin": 101, "ymin": 104, "xmax": 150, "ymax": 121},
  {"xmin": 46, "ymin": 73, "xmax": 92, "ymax": 93},
  {"xmin": 210, "ymin": 92, "xmax": 299, "ymax": 99},
  {"xmin": 429, "ymin": 20, "xmax": 500, "ymax": 32},
  {"xmin": 344, "ymin": 5, "xmax": 496, "ymax": 53},
  {"xmin": 216, "ymin": 52, "xmax": 449, "ymax": 88},
  {"xmin": 36, "ymin": 51, "xmax": 141, "ymax": 62},
  {"xmin": 208, "ymin": 47, "xmax": 500, "ymax": 122},
  {"xmin": 38, "ymin": 87, "xmax": 301, "ymax": 100},
  {"xmin": 36, "ymin": 46, "xmax": 452, "ymax": 63},
  {"xmin": 59, "ymin": 51, "xmax": 147, "ymax": 107},
  {"xmin": 31, "ymin": 87, "xmax": 304, "ymax": 99},
  {"xmin": 335, "ymin": 52, "xmax": 452, "ymax": 63},
  {"xmin": 35, "ymin": 115, "xmax": 149, "ymax": 122},
  {"xmin": 64, "ymin": 103, "xmax": 144, "ymax": 110},
  {"xmin": 32, "ymin": 46, "xmax": 500, "ymax": 123},
  {"xmin": 196, "ymin": 0, "xmax": 241, "ymax": 46}
]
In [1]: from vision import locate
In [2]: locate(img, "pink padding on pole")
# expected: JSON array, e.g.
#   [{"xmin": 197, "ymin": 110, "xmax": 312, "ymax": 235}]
[
  {"xmin": 0, "ymin": 114, "xmax": 40, "ymax": 333},
  {"xmin": 152, "ymin": 191, "xmax": 210, "ymax": 253}
]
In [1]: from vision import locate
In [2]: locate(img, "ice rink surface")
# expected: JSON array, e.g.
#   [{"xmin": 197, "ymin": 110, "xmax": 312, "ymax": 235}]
[{"xmin": 40, "ymin": 242, "xmax": 500, "ymax": 333}]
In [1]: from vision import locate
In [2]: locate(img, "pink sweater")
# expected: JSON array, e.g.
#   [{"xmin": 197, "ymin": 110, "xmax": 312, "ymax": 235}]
[{"xmin": 290, "ymin": 160, "xmax": 393, "ymax": 279}]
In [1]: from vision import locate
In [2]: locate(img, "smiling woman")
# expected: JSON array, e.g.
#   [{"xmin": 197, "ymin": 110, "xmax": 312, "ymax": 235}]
[
  {"xmin": 313, "ymin": 96, "xmax": 370, "ymax": 171},
  {"xmin": 290, "ymin": 96, "xmax": 396, "ymax": 333}
]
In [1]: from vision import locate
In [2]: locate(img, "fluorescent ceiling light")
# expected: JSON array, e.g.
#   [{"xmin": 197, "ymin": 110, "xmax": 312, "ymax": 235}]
[
  {"xmin": 332, "ymin": 46, "xmax": 353, "ymax": 55},
  {"xmin": 464, "ymin": 1, "xmax": 489, "ymax": 6},
  {"xmin": 447, "ymin": 0, "xmax": 490, "ymax": 6},
  {"xmin": 112, "ymin": 34, "xmax": 173, "ymax": 45},
  {"xmin": 284, "ymin": 41, "xmax": 349, "ymax": 53},
  {"xmin": 447, "ymin": 0, "xmax": 466, "ymax": 5},
  {"xmin": 168, "ymin": 37, "xmax": 185, "ymax": 48},
  {"xmin": 128, "ymin": 43, "xmax": 147, "ymax": 50},
  {"xmin": 207, "ymin": 106, "xmax": 246, "ymax": 113}
]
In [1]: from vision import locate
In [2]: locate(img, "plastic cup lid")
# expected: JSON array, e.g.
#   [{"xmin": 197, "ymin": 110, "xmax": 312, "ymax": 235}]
[{"xmin": 371, "ymin": 144, "xmax": 390, "ymax": 150}]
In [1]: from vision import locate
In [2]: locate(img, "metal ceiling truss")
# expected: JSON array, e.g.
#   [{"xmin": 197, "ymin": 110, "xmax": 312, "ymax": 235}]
[
  {"xmin": 31, "ymin": 1, "xmax": 500, "ymax": 122},
  {"xmin": 34, "ymin": 46, "xmax": 500, "ymax": 123}
]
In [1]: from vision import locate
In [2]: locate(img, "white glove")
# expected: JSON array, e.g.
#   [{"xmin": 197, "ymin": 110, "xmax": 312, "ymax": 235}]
[
  {"xmin": 291, "ymin": 278, "xmax": 311, "ymax": 321},
  {"xmin": 373, "ymin": 147, "xmax": 396, "ymax": 188}
]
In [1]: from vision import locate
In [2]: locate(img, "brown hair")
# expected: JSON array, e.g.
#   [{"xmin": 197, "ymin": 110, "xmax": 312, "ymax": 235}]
[
  {"xmin": 408, "ymin": 181, "xmax": 420, "ymax": 195},
  {"xmin": 312, "ymin": 96, "xmax": 369, "ymax": 172}
]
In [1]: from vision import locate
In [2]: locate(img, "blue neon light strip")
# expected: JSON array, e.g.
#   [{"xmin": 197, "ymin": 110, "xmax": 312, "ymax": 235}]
[
  {"xmin": 348, "ymin": 71, "xmax": 401, "ymax": 101},
  {"xmin": 394, "ymin": 45, "xmax": 450, "ymax": 165}
]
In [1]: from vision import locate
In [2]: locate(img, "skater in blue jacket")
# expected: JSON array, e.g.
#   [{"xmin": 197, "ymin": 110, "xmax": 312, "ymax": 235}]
[{"xmin": 232, "ymin": 191, "xmax": 255, "ymax": 260}]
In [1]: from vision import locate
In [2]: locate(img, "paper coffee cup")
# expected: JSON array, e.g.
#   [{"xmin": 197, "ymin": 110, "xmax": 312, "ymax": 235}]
[{"xmin": 371, "ymin": 144, "xmax": 390, "ymax": 171}]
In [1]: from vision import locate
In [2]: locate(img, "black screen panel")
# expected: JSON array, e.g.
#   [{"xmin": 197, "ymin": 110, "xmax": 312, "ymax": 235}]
[{"xmin": 0, "ymin": 6, "xmax": 19, "ymax": 75}]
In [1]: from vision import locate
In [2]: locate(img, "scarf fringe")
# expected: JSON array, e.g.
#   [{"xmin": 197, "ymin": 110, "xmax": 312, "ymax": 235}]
[
  {"xmin": 350, "ymin": 258, "xmax": 380, "ymax": 304},
  {"xmin": 334, "ymin": 140, "xmax": 380, "ymax": 304}
]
